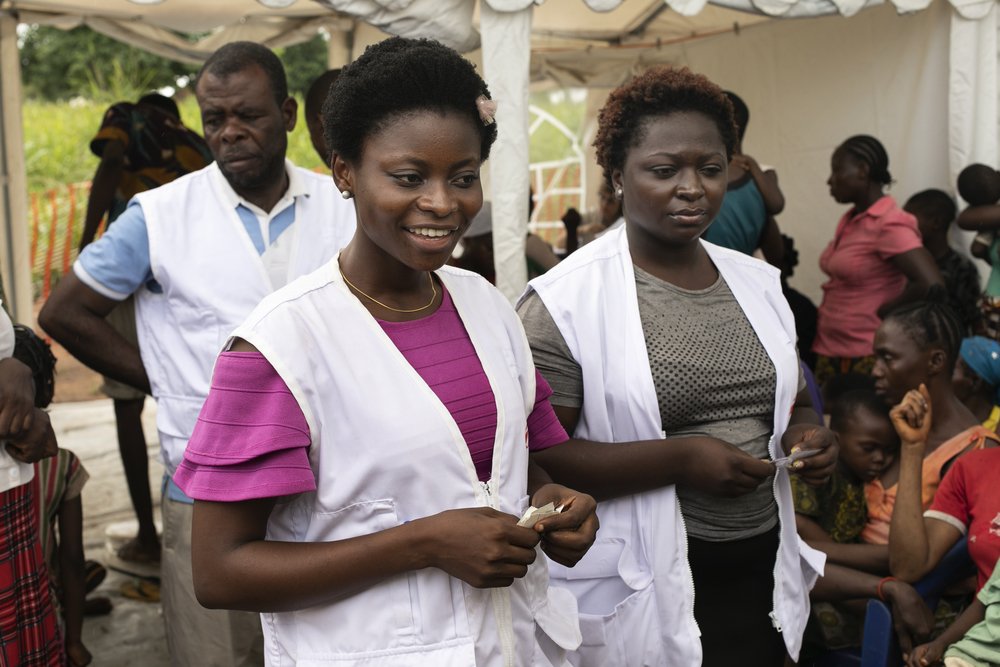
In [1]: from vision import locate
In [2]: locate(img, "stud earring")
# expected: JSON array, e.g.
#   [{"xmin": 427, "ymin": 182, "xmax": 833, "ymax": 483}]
[
  {"xmin": 341, "ymin": 190, "xmax": 353, "ymax": 200},
  {"xmin": 615, "ymin": 187, "xmax": 623, "ymax": 199}
]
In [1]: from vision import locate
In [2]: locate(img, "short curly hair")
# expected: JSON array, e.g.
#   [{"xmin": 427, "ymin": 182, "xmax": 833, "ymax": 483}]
[
  {"xmin": 197, "ymin": 41, "xmax": 288, "ymax": 106},
  {"xmin": 594, "ymin": 66, "xmax": 737, "ymax": 187},
  {"xmin": 323, "ymin": 37, "xmax": 497, "ymax": 165}
]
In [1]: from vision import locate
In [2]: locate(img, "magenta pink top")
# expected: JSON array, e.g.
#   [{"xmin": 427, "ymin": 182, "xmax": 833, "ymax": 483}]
[
  {"xmin": 175, "ymin": 287, "xmax": 568, "ymax": 501},
  {"xmin": 813, "ymin": 195, "xmax": 923, "ymax": 358}
]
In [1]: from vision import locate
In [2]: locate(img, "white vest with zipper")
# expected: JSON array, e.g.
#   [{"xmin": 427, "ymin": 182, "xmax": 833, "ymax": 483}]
[
  {"xmin": 522, "ymin": 227, "xmax": 825, "ymax": 666},
  {"xmin": 133, "ymin": 162, "xmax": 355, "ymax": 474},
  {"xmin": 232, "ymin": 259, "xmax": 581, "ymax": 666}
]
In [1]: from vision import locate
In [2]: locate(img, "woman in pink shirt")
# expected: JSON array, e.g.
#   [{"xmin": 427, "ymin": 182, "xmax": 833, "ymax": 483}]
[{"xmin": 813, "ymin": 135, "xmax": 942, "ymax": 387}]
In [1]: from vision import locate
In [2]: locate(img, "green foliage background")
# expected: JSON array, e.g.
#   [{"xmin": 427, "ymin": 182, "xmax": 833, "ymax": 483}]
[
  {"xmin": 20, "ymin": 26, "xmax": 583, "ymax": 191},
  {"xmin": 24, "ymin": 96, "xmax": 327, "ymax": 192},
  {"xmin": 20, "ymin": 28, "xmax": 332, "ymax": 191}
]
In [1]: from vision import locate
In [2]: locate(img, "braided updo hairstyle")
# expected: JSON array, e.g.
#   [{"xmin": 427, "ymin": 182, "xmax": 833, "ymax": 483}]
[
  {"xmin": 12, "ymin": 325, "xmax": 56, "ymax": 408},
  {"xmin": 838, "ymin": 135, "xmax": 893, "ymax": 186},
  {"xmin": 323, "ymin": 37, "xmax": 498, "ymax": 165},
  {"xmin": 593, "ymin": 66, "xmax": 737, "ymax": 188},
  {"xmin": 883, "ymin": 290, "xmax": 963, "ymax": 371}
]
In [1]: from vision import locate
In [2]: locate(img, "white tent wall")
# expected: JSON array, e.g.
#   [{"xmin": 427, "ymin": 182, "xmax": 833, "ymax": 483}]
[
  {"xmin": 1, "ymin": 0, "xmax": 997, "ymax": 314},
  {"xmin": 686, "ymin": 0, "xmax": 952, "ymax": 302},
  {"xmin": 563, "ymin": 1, "xmax": 960, "ymax": 303}
]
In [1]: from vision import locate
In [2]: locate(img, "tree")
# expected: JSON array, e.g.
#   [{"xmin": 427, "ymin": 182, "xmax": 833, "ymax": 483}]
[
  {"xmin": 279, "ymin": 34, "xmax": 329, "ymax": 98},
  {"xmin": 19, "ymin": 24, "xmax": 329, "ymax": 102},
  {"xmin": 19, "ymin": 26, "xmax": 196, "ymax": 102}
]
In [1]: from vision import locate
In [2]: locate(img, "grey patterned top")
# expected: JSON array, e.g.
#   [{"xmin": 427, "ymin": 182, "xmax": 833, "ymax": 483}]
[{"xmin": 518, "ymin": 264, "xmax": 798, "ymax": 541}]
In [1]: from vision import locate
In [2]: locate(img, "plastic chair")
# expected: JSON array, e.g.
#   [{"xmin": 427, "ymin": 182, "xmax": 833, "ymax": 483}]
[{"xmin": 813, "ymin": 539, "xmax": 973, "ymax": 667}]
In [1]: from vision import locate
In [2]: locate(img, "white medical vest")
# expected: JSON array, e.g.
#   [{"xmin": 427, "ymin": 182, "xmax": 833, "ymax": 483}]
[
  {"xmin": 523, "ymin": 227, "xmax": 825, "ymax": 666},
  {"xmin": 133, "ymin": 163, "xmax": 355, "ymax": 474},
  {"xmin": 232, "ymin": 260, "xmax": 581, "ymax": 666}
]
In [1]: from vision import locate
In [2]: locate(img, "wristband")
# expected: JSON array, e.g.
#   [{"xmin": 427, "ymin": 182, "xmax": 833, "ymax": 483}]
[{"xmin": 876, "ymin": 576, "xmax": 897, "ymax": 602}]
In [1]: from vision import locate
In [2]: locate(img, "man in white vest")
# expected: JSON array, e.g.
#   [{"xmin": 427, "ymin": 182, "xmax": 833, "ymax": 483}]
[{"xmin": 40, "ymin": 42, "xmax": 356, "ymax": 666}]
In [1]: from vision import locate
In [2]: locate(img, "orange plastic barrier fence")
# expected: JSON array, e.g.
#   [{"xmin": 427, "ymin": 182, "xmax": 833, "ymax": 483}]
[{"xmin": 29, "ymin": 182, "xmax": 93, "ymax": 302}]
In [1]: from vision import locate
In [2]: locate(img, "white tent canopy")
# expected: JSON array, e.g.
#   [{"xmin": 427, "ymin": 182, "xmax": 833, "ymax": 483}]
[{"xmin": 1, "ymin": 0, "xmax": 997, "ymax": 317}]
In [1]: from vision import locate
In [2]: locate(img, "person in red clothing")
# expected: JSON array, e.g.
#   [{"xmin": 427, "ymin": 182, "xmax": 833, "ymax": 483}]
[
  {"xmin": 812, "ymin": 135, "xmax": 942, "ymax": 387},
  {"xmin": 0, "ymin": 308, "xmax": 62, "ymax": 666},
  {"xmin": 889, "ymin": 383, "xmax": 1000, "ymax": 666}
]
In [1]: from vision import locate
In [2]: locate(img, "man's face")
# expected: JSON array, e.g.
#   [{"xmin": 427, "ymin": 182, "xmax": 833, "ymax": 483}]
[{"xmin": 195, "ymin": 64, "xmax": 295, "ymax": 198}]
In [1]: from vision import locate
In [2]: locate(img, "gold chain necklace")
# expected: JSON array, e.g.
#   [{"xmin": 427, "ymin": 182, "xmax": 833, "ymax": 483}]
[{"xmin": 339, "ymin": 266, "xmax": 438, "ymax": 314}]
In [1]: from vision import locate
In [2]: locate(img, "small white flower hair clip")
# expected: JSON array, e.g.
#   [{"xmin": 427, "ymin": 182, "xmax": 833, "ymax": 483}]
[{"xmin": 476, "ymin": 95, "xmax": 498, "ymax": 126}]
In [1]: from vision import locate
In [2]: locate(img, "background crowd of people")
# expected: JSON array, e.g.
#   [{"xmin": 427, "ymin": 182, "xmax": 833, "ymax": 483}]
[{"xmin": 0, "ymin": 28, "xmax": 998, "ymax": 667}]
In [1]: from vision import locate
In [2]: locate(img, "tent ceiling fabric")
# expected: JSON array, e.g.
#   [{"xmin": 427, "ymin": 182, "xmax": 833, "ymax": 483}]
[{"xmin": 3, "ymin": 0, "xmax": 992, "ymax": 64}]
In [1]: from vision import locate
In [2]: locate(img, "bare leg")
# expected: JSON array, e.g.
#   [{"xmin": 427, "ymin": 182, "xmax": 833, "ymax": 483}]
[{"xmin": 113, "ymin": 397, "xmax": 160, "ymax": 562}]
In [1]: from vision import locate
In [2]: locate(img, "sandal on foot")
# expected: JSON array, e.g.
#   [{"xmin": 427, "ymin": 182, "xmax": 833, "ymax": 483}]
[
  {"xmin": 84, "ymin": 560, "xmax": 107, "ymax": 594},
  {"xmin": 120, "ymin": 579, "xmax": 160, "ymax": 603}
]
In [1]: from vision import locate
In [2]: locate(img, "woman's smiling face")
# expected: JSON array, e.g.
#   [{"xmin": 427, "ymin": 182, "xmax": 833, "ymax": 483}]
[
  {"xmin": 334, "ymin": 109, "xmax": 484, "ymax": 273},
  {"xmin": 612, "ymin": 111, "xmax": 728, "ymax": 252}
]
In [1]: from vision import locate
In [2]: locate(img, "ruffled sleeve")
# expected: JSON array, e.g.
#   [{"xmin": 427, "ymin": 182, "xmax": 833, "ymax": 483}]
[
  {"xmin": 527, "ymin": 370, "xmax": 569, "ymax": 451},
  {"xmin": 173, "ymin": 351, "xmax": 315, "ymax": 502}
]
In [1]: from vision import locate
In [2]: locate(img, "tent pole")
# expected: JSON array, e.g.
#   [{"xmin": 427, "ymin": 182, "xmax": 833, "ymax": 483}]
[
  {"xmin": 481, "ymin": 1, "xmax": 531, "ymax": 303},
  {"xmin": 0, "ymin": 14, "xmax": 32, "ymax": 325},
  {"xmin": 948, "ymin": 4, "xmax": 998, "ymax": 188}
]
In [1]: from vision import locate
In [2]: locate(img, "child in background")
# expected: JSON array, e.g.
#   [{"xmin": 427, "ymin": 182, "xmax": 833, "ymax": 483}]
[
  {"xmin": 956, "ymin": 165, "xmax": 1000, "ymax": 339},
  {"xmin": 794, "ymin": 388, "xmax": 898, "ymax": 570},
  {"xmin": 35, "ymin": 451, "xmax": 95, "ymax": 667},
  {"xmin": 794, "ymin": 389, "xmax": 906, "ymax": 654}
]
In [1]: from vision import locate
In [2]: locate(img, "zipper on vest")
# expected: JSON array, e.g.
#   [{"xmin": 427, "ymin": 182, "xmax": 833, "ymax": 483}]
[
  {"xmin": 677, "ymin": 498, "xmax": 700, "ymax": 639},
  {"xmin": 490, "ymin": 587, "xmax": 516, "ymax": 667},
  {"xmin": 480, "ymin": 480, "xmax": 516, "ymax": 665},
  {"xmin": 480, "ymin": 480, "xmax": 496, "ymax": 509},
  {"xmin": 479, "ymin": 476, "xmax": 517, "ymax": 664},
  {"xmin": 768, "ymin": 435, "xmax": 784, "ymax": 633}
]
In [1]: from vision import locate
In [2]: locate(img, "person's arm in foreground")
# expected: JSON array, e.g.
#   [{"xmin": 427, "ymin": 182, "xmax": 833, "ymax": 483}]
[
  {"xmin": 905, "ymin": 599, "xmax": 986, "ymax": 667},
  {"xmin": 888, "ymin": 385, "xmax": 963, "ymax": 581},
  {"xmin": 58, "ymin": 493, "xmax": 92, "ymax": 666},
  {"xmin": 5, "ymin": 409, "xmax": 57, "ymax": 464},
  {"xmin": 38, "ymin": 273, "xmax": 149, "ymax": 393},
  {"xmin": 0, "ymin": 355, "xmax": 36, "ymax": 437},
  {"xmin": 192, "ymin": 339, "xmax": 595, "ymax": 612},
  {"xmin": 193, "ymin": 495, "xmax": 545, "ymax": 612},
  {"xmin": 526, "ymin": 458, "xmax": 598, "ymax": 566},
  {"xmin": 79, "ymin": 139, "xmax": 125, "ymax": 251},
  {"xmin": 531, "ymin": 387, "xmax": 836, "ymax": 503}
]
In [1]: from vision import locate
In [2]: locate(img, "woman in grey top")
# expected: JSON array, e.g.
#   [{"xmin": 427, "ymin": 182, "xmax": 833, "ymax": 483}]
[{"xmin": 518, "ymin": 67, "xmax": 838, "ymax": 666}]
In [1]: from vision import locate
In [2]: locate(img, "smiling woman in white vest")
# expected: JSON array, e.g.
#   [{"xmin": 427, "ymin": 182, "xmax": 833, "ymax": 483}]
[
  {"xmin": 173, "ymin": 37, "xmax": 606, "ymax": 666},
  {"xmin": 516, "ymin": 67, "xmax": 838, "ymax": 666}
]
